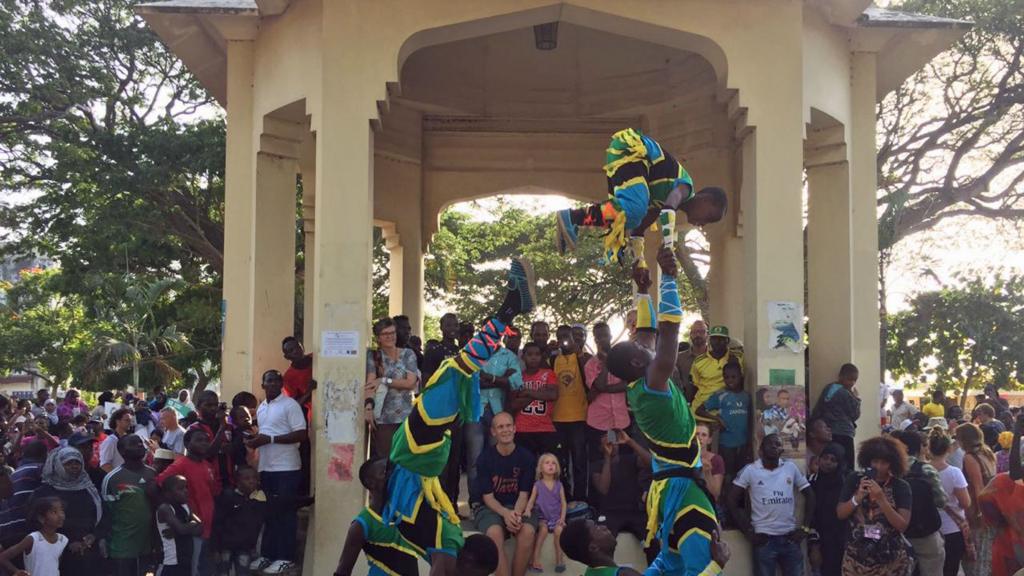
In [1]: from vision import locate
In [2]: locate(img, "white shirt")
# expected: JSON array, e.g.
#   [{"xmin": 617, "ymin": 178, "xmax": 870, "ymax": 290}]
[
  {"xmin": 733, "ymin": 458, "xmax": 810, "ymax": 536},
  {"xmin": 99, "ymin": 434, "xmax": 124, "ymax": 470},
  {"xmin": 937, "ymin": 464, "xmax": 969, "ymax": 534},
  {"xmin": 949, "ymin": 446, "xmax": 965, "ymax": 470},
  {"xmin": 255, "ymin": 395, "xmax": 306, "ymax": 472},
  {"xmin": 162, "ymin": 427, "xmax": 185, "ymax": 455},
  {"xmin": 889, "ymin": 401, "xmax": 918, "ymax": 430},
  {"xmin": 24, "ymin": 531, "xmax": 68, "ymax": 576}
]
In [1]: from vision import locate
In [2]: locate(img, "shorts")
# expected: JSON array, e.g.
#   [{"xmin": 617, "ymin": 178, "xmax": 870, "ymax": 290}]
[{"xmin": 473, "ymin": 505, "xmax": 539, "ymax": 537}]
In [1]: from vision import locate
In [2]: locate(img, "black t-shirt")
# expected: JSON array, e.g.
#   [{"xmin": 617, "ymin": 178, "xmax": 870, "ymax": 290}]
[
  {"xmin": 473, "ymin": 444, "xmax": 536, "ymax": 508},
  {"xmin": 422, "ymin": 339, "xmax": 460, "ymax": 384},
  {"xmin": 839, "ymin": 472, "xmax": 912, "ymax": 510},
  {"xmin": 591, "ymin": 450, "xmax": 647, "ymax": 514}
]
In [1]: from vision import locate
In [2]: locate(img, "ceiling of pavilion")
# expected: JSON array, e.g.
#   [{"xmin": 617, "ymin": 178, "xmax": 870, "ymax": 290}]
[{"xmin": 398, "ymin": 23, "xmax": 716, "ymax": 119}]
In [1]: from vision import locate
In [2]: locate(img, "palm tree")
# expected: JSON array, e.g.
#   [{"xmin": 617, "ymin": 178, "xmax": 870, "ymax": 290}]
[{"xmin": 84, "ymin": 276, "xmax": 190, "ymax": 389}]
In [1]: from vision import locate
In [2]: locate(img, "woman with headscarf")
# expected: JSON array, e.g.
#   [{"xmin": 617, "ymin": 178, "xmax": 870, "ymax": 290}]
[
  {"xmin": 31, "ymin": 447, "xmax": 102, "ymax": 576},
  {"xmin": 809, "ymin": 442, "xmax": 848, "ymax": 576}
]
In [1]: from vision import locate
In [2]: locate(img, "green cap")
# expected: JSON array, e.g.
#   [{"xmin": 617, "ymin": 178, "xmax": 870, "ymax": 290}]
[{"xmin": 708, "ymin": 325, "xmax": 730, "ymax": 339}]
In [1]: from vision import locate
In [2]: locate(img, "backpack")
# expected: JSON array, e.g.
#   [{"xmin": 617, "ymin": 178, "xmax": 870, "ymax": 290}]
[{"xmin": 903, "ymin": 460, "xmax": 942, "ymax": 538}]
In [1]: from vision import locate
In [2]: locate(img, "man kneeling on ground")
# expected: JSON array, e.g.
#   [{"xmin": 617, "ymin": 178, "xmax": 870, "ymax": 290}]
[{"xmin": 472, "ymin": 412, "xmax": 538, "ymax": 576}]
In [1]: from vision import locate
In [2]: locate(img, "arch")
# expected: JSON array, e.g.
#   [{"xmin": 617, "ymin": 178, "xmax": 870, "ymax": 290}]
[{"xmin": 396, "ymin": 3, "xmax": 730, "ymax": 93}]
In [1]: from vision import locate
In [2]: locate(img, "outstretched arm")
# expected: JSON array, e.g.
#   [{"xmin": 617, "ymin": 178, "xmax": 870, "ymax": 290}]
[
  {"xmin": 646, "ymin": 246, "xmax": 681, "ymax": 392},
  {"xmin": 631, "ymin": 264, "xmax": 657, "ymax": 351},
  {"xmin": 1011, "ymin": 414, "xmax": 1024, "ymax": 481},
  {"xmin": 334, "ymin": 522, "xmax": 366, "ymax": 576}
]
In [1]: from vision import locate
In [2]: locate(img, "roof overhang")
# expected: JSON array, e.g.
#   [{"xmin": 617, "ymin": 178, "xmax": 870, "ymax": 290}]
[
  {"xmin": 138, "ymin": 1, "xmax": 971, "ymax": 107},
  {"xmin": 136, "ymin": 0, "xmax": 262, "ymax": 104},
  {"xmin": 855, "ymin": 6, "xmax": 972, "ymax": 98}
]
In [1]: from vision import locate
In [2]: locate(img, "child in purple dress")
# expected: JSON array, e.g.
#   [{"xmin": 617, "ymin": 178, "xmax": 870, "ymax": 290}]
[{"xmin": 525, "ymin": 453, "xmax": 567, "ymax": 573}]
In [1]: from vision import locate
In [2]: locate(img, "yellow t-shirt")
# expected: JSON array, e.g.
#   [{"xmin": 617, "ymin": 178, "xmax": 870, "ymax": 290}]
[
  {"xmin": 689, "ymin": 351, "xmax": 744, "ymax": 412},
  {"xmin": 552, "ymin": 353, "xmax": 588, "ymax": 423},
  {"xmin": 922, "ymin": 402, "xmax": 946, "ymax": 418}
]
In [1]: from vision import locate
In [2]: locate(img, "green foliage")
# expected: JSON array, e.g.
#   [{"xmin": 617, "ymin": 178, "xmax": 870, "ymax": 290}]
[
  {"xmin": 424, "ymin": 200, "xmax": 708, "ymax": 328},
  {"xmin": 0, "ymin": 269, "xmax": 95, "ymax": 389},
  {"xmin": 82, "ymin": 275, "xmax": 191, "ymax": 390},
  {"xmin": 0, "ymin": 0, "xmax": 224, "ymax": 386},
  {"xmin": 887, "ymin": 275, "xmax": 1024, "ymax": 401}
]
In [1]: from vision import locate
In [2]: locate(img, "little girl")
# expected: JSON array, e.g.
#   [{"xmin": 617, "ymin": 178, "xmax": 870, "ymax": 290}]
[
  {"xmin": 0, "ymin": 497, "xmax": 71, "ymax": 576},
  {"xmin": 525, "ymin": 453, "xmax": 567, "ymax": 573}
]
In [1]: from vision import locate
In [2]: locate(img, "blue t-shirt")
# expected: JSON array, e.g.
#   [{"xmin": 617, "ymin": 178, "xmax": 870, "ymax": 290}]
[
  {"xmin": 472, "ymin": 445, "xmax": 536, "ymax": 508},
  {"xmin": 704, "ymin": 390, "xmax": 751, "ymax": 448}
]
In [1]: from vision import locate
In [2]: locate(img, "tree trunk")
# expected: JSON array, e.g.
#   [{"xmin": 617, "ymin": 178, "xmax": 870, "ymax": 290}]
[
  {"xmin": 878, "ymin": 251, "xmax": 890, "ymax": 380},
  {"xmin": 193, "ymin": 366, "xmax": 211, "ymax": 395}
]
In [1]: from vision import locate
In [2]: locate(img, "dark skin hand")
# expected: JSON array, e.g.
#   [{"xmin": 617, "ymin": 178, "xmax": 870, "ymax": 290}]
[
  {"xmin": 1010, "ymin": 414, "xmax": 1024, "ymax": 481},
  {"xmin": 647, "ymin": 246, "xmax": 680, "ymax": 393}
]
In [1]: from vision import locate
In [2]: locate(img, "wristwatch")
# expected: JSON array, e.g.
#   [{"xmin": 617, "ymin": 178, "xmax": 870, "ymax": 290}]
[{"xmin": 385, "ymin": 377, "xmax": 394, "ymax": 386}]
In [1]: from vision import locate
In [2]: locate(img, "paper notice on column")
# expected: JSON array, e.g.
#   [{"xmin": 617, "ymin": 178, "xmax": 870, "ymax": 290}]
[
  {"xmin": 321, "ymin": 330, "xmax": 360, "ymax": 358},
  {"xmin": 324, "ymin": 378, "xmax": 360, "ymax": 444},
  {"xmin": 768, "ymin": 301, "xmax": 805, "ymax": 353}
]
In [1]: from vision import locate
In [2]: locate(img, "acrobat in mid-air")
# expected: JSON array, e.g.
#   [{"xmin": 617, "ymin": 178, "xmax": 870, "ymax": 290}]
[{"xmin": 555, "ymin": 128, "xmax": 727, "ymax": 265}]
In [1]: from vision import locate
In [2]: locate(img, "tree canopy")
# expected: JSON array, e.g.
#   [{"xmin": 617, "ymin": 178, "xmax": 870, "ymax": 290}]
[{"xmin": 886, "ymin": 275, "xmax": 1024, "ymax": 401}]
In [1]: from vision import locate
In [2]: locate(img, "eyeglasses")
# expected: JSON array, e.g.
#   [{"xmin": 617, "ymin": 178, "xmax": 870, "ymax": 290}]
[{"xmin": 379, "ymin": 330, "xmax": 397, "ymax": 337}]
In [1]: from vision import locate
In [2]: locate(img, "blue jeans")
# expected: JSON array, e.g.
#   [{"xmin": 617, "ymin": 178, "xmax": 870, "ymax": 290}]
[
  {"xmin": 260, "ymin": 470, "xmax": 302, "ymax": 561},
  {"xmin": 754, "ymin": 535, "xmax": 803, "ymax": 576}
]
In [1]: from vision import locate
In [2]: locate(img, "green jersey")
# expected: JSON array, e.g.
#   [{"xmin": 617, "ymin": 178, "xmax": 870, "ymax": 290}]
[
  {"xmin": 101, "ymin": 464, "xmax": 156, "ymax": 558},
  {"xmin": 626, "ymin": 377, "xmax": 701, "ymax": 472},
  {"xmin": 585, "ymin": 567, "xmax": 623, "ymax": 576}
]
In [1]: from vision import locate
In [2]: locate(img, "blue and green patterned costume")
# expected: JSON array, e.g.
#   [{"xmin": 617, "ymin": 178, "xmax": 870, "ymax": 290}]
[
  {"xmin": 600, "ymin": 129, "xmax": 694, "ymax": 263},
  {"xmin": 629, "ymin": 274, "xmax": 720, "ymax": 576},
  {"xmin": 352, "ymin": 507, "xmax": 421, "ymax": 576},
  {"xmin": 384, "ymin": 317, "xmax": 508, "ymax": 558}
]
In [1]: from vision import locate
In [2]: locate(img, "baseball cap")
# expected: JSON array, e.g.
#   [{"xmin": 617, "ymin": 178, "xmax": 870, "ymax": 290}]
[
  {"xmin": 67, "ymin": 432, "xmax": 95, "ymax": 447},
  {"xmin": 709, "ymin": 326, "xmax": 730, "ymax": 340}
]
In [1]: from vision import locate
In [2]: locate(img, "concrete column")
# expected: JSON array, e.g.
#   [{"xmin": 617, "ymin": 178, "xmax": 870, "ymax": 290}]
[
  {"xmin": 386, "ymin": 232, "xmax": 404, "ymax": 318},
  {"xmin": 806, "ymin": 159, "xmax": 854, "ymax": 401},
  {"xmin": 307, "ymin": 6, "xmax": 377, "ymax": 572},
  {"xmin": 221, "ymin": 40, "xmax": 256, "ymax": 400},
  {"xmin": 398, "ymin": 223, "xmax": 423, "ymax": 338},
  {"xmin": 251, "ymin": 152, "xmax": 298, "ymax": 389},
  {"xmin": 707, "ymin": 190, "xmax": 745, "ymax": 333},
  {"xmin": 851, "ymin": 52, "xmax": 882, "ymax": 440},
  {"xmin": 741, "ymin": 118, "xmax": 806, "ymax": 392},
  {"xmin": 300, "ymin": 134, "xmax": 317, "ymax": 351}
]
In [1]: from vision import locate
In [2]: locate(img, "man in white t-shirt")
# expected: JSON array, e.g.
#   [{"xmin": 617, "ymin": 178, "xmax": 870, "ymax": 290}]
[
  {"xmin": 727, "ymin": 434, "xmax": 814, "ymax": 576},
  {"xmin": 888, "ymin": 389, "xmax": 918, "ymax": 431},
  {"xmin": 159, "ymin": 407, "xmax": 185, "ymax": 455},
  {"xmin": 245, "ymin": 369, "xmax": 308, "ymax": 575}
]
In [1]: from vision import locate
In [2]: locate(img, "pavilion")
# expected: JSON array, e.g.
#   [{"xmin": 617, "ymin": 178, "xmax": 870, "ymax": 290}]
[{"xmin": 138, "ymin": 1, "xmax": 968, "ymax": 573}]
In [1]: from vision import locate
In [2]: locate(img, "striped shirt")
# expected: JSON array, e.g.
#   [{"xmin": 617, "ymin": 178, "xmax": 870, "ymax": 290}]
[{"xmin": 0, "ymin": 459, "xmax": 44, "ymax": 541}]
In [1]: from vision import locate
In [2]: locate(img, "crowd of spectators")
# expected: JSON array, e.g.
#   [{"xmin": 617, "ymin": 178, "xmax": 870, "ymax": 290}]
[
  {"xmin": 0, "ymin": 336, "xmax": 314, "ymax": 576},
  {"xmin": 362, "ymin": 310, "xmax": 1024, "ymax": 576}
]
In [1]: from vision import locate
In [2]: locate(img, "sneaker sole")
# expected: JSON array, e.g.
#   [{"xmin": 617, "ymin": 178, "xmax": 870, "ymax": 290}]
[
  {"xmin": 555, "ymin": 212, "xmax": 577, "ymax": 254},
  {"xmin": 513, "ymin": 256, "xmax": 538, "ymax": 313}
]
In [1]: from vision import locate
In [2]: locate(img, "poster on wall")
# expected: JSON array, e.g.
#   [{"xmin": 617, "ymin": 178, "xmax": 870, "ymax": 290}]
[
  {"xmin": 755, "ymin": 383, "xmax": 806, "ymax": 460},
  {"xmin": 767, "ymin": 301, "xmax": 805, "ymax": 353}
]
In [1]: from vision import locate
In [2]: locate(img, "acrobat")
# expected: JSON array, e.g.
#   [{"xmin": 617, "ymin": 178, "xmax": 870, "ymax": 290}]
[
  {"xmin": 555, "ymin": 128, "xmax": 727, "ymax": 265},
  {"xmin": 381, "ymin": 258, "xmax": 537, "ymax": 576},
  {"xmin": 605, "ymin": 212, "xmax": 723, "ymax": 576}
]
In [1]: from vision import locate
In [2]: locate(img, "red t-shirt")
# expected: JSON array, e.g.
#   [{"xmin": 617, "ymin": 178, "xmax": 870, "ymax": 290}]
[
  {"xmin": 515, "ymin": 369, "xmax": 557, "ymax": 433},
  {"xmin": 157, "ymin": 456, "xmax": 221, "ymax": 538},
  {"xmin": 283, "ymin": 355, "xmax": 313, "ymax": 412},
  {"xmin": 188, "ymin": 420, "xmax": 234, "ymax": 489}
]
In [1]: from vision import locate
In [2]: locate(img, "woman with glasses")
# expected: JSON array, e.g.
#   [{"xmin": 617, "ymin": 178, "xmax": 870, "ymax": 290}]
[{"xmin": 365, "ymin": 317, "xmax": 420, "ymax": 459}]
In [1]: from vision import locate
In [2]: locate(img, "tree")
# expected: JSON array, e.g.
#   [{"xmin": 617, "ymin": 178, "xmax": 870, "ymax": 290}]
[
  {"xmin": 0, "ymin": 268, "xmax": 95, "ymax": 389},
  {"xmin": 879, "ymin": 0, "xmax": 1024, "ymax": 361},
  {"xmin": 886, "ymin": 275, "xmax": 1024, "ymax": 404},
  {"xmin": 82, "ymin": 275, "xmax": 191, "ymax": 390},
  {"xmin": 425, "ymin": 200, "xmax": 709, "ymax": 327}
]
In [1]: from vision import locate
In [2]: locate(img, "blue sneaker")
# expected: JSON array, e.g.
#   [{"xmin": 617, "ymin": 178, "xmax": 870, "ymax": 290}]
[
  {"xmin": 555, "ymin": 209, "xmax": 578, "ymax": 254},
  {"xmin": 507, "ymin": 257, "xmax": 537, "ymax": 316}
]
